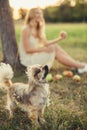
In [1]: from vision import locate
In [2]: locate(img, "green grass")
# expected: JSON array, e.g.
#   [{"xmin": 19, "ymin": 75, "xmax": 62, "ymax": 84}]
[{"xmin": 0, "ymin": 21, "xmax": 87, "ymax": 130}]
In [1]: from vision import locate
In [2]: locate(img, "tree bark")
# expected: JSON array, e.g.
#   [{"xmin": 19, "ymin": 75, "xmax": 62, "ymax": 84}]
[{"xmin": 0, "ymin": 0, "xmax": 25, "ymax": 71}]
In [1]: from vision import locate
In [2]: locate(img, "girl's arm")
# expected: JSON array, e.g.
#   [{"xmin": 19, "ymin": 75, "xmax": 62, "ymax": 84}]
[{"xmin": 42, "ymin": 31, "xmax": 67, "ymax": 46}]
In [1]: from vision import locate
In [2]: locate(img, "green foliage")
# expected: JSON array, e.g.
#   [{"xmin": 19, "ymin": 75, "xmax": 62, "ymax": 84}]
[{"xmin": 43, "ymin": 0, "xmax": 87, "ymax": 22}]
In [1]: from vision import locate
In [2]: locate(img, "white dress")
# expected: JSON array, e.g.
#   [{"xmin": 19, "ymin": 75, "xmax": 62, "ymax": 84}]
[{"xmin": 19, "ymin": 35, "xmax": 55, "ymax": 69}]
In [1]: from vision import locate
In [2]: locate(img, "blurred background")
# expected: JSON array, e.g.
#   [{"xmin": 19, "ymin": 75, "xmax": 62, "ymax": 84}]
[{"xmin": 9, "ymin": 0, "xmax": 87, "ymax": 23}]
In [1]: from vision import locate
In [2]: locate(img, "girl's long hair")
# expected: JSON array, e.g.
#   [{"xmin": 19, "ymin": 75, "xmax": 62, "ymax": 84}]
[{"xmin": 24, "ymin": 7, "xmax": 46, "ymax": 39}]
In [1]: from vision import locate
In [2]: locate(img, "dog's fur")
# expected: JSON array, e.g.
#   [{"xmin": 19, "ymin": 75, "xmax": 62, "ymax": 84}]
[{"xmin": 0, "ymin": 63, "xmax": 50, "ymax": 126}]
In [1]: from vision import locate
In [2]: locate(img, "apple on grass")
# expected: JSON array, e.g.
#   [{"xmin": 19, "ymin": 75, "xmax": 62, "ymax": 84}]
[
  {"xmin": 73, "ymin": 75, "xmax": 81, "ymax": 81},
  {"xmin": 53, "ymin": 74, "xmax": 63, "ymax": 81},
  {"xmin": 63, "ymin": 70, "xmax": 73, "ymax": 77},
  {"xmin": 46, "ymin": 73, "xmax": 53, "ymax": 82}
]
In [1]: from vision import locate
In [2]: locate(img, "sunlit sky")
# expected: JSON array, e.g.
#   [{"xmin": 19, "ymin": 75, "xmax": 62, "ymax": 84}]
[{"xmin": 9, "ymin": 0, "xmax": 61, "ymax": 9}]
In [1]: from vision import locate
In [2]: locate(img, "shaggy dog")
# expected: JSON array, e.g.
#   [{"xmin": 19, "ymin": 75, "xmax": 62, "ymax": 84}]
[{"xmin": 0, "ymin": 63, "xmax": 50, "ymax": 127}]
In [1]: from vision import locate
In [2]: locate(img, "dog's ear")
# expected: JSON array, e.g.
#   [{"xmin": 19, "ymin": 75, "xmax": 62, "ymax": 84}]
[
  {"xmin": 34, "ymin": 68, "xmax": 41, "ymax": 77},
  {"xmin": 43, "ymin": 65, "xmax": 49, "ymax": 71},
  {"xmin": 42, "ymin": 65, "xmax": 49, "ymax": 78},
  {"xmin": 43, "ymin": 65, "xmax": 49, "ymax": 73}
]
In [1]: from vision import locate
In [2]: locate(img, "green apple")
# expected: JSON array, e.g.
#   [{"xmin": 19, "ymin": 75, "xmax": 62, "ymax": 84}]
[{"xmin": 46, "ymin": 73, "xmax": 53, "ymax": 82}]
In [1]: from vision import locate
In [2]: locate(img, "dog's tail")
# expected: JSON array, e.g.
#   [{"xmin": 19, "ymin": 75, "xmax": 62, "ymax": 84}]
[{"xmin": 0, "ymin": 63, "xmax": 14, "ymax": 88}]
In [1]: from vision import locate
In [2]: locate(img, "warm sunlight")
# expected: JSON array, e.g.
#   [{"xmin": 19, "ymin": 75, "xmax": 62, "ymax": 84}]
[
  {"xmin": 9, "ymin": 0, "xmax": 59, "ymax": 9},
  {"xmin": 10, "ymin": 0, "xmax": 61, "ymax": 20},
  {"xmin": 13, "ymin": 9, "xmax": 21, "ymax": 20}
]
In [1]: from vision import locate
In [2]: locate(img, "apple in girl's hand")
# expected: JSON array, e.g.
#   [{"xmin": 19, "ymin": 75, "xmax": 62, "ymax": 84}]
[
  {"xmin": 53, "ymin": 74, "xmax": 63, "ymax": 81},
  {"xmin": 46, "ymin": 73, "xmax": 53, "ymax": 82},
  {"xmin": 60, "ymin": 31, "xmax": 67, "ymax": 39},
  {"xmin": 63, "ymin": 70, "xmax": 73, "ymax": 77},
  {"xmin": 73, "ymin": 75, "xmax": 81, "ymax": 82}
]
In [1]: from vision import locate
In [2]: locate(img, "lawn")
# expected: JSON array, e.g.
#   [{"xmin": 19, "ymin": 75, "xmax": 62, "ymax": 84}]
[{"xmin": 0, "ymin": 21, "xmax": 87, "ymax": 130}]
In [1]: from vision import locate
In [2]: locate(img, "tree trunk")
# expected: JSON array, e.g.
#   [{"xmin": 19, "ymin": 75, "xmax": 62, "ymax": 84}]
[{"xmin": 0, "ymin": 0, "xmax": 25, "ymax": 71}]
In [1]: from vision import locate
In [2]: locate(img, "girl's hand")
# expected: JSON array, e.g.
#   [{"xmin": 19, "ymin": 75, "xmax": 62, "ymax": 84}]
[{"xmin": 59, "ymin": 31, "xmax": 67, "ymax": 39}]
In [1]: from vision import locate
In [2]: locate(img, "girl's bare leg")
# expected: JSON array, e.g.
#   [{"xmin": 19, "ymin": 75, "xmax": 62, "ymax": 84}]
[{"xmin": 49, "ymin": 44, "xmax": 85, "ymax": 69}]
